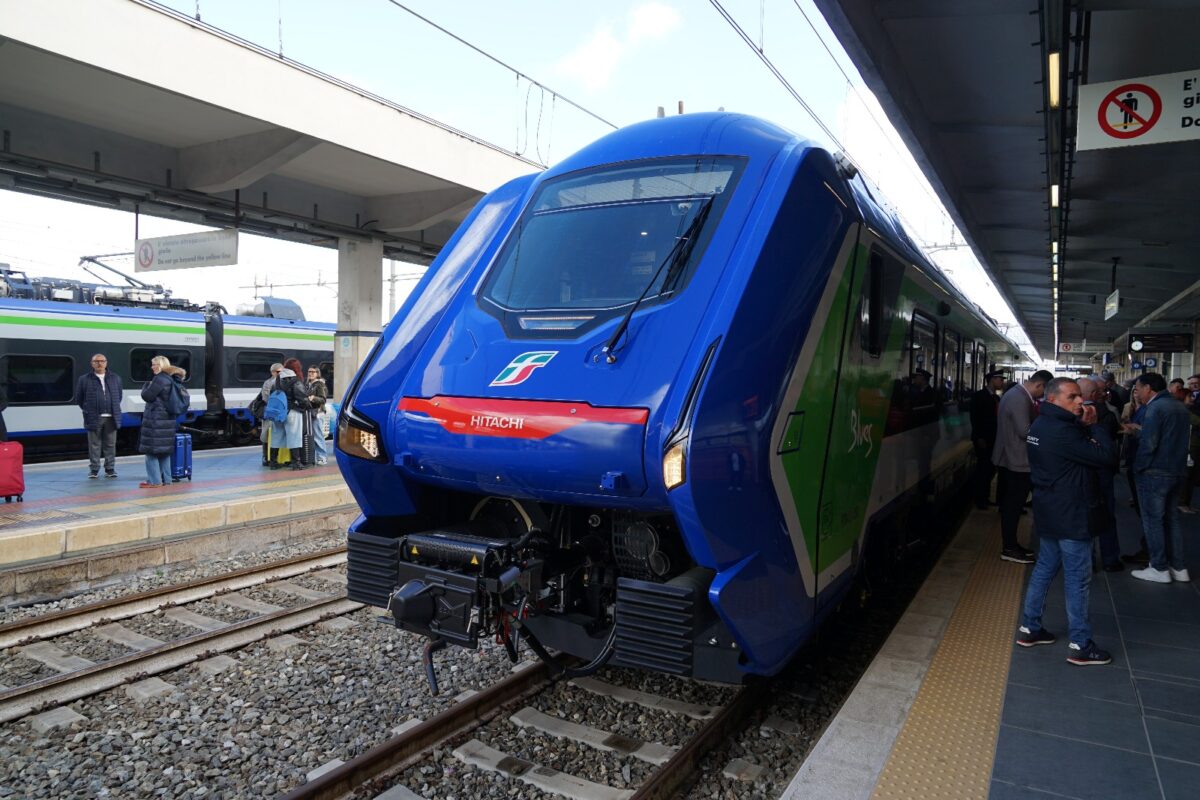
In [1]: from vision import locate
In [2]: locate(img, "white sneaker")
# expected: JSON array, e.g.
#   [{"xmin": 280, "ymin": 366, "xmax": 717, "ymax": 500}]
[
  {"xmin": 1169, "ymin": 568, "xmax": 1191, "ymax": 582},
  {"xmin": 1131, "ymin": 567, "xmax": 1172, "ymax": 583}
]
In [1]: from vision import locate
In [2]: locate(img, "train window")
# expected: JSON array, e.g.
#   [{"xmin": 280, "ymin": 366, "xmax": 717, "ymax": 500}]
[
  {"xmin": 861, "ymin": 251, "xmax": 884, "ymax": 357},
  {"xmin": 479, "ymin": 156, "xmax": 744, "ymax": 334},
  {"xmin": 236, "ymin": 350, "xmax": 285, "ymax": 382},
  {"xmin": 885, "ymin": 312, "xmax": 941, "ymax": 435},
  {"xmin": 320, "ymin": 361, "xmax": 334, "ymax": 396},
  {"xmin": 131, "ymin": 349, "xmax": 192, "ymax": 384},
  {"xmin": 977, "ymin": 344, "xmax": 989, "ymax": 385},
  {"xmin": 910, "ymin": 312, "xmax": 939, "ymax": 378},
  {"xmin": 1, "ymin": 354, "xmax": 74, "ymax": 404},
  {"xmin": 942, "ymin": 329, "xmax": 962, "ymax": 405}
]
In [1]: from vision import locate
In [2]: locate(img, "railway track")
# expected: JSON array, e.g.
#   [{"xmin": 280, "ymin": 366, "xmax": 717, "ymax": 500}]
[
  {"xmin": 0, "ymin": 547, "xmax": 356, "ymax": 724},
  {"xmin": 280, "ymin": 663, "xmax": 774, "ymax": 800}
]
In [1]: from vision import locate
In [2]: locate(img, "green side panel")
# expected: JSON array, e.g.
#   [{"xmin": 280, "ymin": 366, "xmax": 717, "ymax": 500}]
[
  {"xmin": 225, "ymin": 328, "xmax": 334, "ymax": 343},
  {"xmin": 0, "ymin": 314, "xmax": 200, "ymax": 335}
]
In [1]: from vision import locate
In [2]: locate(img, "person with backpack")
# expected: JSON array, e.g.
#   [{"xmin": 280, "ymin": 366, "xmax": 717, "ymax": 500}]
[
  {"xmin": 266, "ymin": 358, "xmax": 311, "ymax": 470},
  {"xmin": 139, "ymin": 355, "xmax": 187, "ymax": 487},
  {"xmin": 256, "ymin": 363, "xmax": 283, "ymax": 466}
]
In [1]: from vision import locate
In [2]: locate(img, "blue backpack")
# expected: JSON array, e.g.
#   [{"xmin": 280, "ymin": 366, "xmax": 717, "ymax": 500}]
[
  {"xmin": 263, "ymin": 389, "xmax": 289, "ymax": 423},
  {"xmin": 165, "ymin": 380, "xmax": 190, "ymax": 417}
]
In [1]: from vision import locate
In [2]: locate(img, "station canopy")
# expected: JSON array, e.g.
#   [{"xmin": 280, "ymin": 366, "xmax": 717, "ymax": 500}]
[{"xmin": 815, "ymin": 0, "xmax": 1200, "ymax": 359}]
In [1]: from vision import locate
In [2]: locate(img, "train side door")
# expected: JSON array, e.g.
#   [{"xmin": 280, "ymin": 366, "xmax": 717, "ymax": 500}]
[{"xmin": 812, "ymin": 239, "xmax": 904, "ymax": 610}]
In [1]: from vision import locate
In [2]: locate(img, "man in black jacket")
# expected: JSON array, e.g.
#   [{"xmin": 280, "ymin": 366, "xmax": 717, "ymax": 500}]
[
  {"xmin": 969, "ymin": 370, "xmax": 1005, "ymax": 508},
  {"xmin": 72, "ymin": 354, "xmax": 123, "ymax": 479},
  {"xmin": 1016, "ymin": 377, "xmax": 1117, "ymax": 666},
  {"xmin": 1079, "ymin": 377, "xmax": 1123, "ymax": 571}
]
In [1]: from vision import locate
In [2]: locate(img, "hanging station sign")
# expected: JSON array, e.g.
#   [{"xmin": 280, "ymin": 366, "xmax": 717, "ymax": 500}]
[
  {"xmin": 1077, "ymin": 69, "xmax": 1200, "ymax": 151},
  {"xmin": 1104, "ymin": 289, "xmax": 1120, "ymax": 320},
  {"xmin": 135, "ymin": 229, "xmax": 239, "ymax": 271}
]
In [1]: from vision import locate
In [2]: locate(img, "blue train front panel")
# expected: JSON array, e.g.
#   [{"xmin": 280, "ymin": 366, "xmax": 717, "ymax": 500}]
[{"xmin": 337, "ymin": 114, "xmax": 859, "ymax": 681}]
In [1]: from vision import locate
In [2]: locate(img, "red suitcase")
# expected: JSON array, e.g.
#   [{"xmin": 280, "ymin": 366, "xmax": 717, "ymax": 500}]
[{"xmin": 0, "ymin": 441, "xmax": 25, "ymax": 502}]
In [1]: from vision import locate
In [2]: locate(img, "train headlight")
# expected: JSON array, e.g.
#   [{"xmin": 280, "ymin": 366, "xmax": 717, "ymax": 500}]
[
  {"xmin": 337, "ymin": 411, "xmax": 387, "ymax": 462},
  {"xmin": 663, "ymin": 440, "xmax": 687, "ymax": 490}
]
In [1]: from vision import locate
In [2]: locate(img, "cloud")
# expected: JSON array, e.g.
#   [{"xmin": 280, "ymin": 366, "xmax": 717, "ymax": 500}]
[
  {"xmin": 555, "ymin": 3, "xmax": 680, "ymax": 90},
  {"xmin": 556, "ymin": 25, "xmax": 624, "ymax": 91},
  {"xmin": 627, "ymin": 2, "xmax": 682, "ymax": 43}
]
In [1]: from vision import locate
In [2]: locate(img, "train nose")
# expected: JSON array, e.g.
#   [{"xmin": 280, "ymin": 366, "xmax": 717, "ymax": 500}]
[{"xmin": 395, "ymin": 395, "xmax": 650, "ymax": 498}]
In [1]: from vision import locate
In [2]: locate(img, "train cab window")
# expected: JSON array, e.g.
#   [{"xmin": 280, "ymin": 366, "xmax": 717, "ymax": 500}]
[
  {"xmin": 131, "ymin": 349, "xmax": 192, "ymax": 384},
  {"xmin": 479, "ymin": 156, "xmax": 744, "ymax": 337},
  {"xmin": 236, "ymin": 351, "xmax": 285, "ymax": 382},
  {"xmin": 1, "ymin": 354, "xmax": 74, "ymax": 404},
  {"xmin": 861, "ymin": 251, "xmax": 885, "ymax": 357},
  {"xmin": 942, "ymin": 329, "xmax": 962, "ymax": 406}
]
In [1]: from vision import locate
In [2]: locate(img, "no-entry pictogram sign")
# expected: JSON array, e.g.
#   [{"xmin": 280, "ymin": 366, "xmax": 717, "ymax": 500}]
[
  {"xmin": 1078, "ymin": 69, "xmax": 1200, "ymax": 151},
  {"xmin": 1097, "ymin": 83, "xmax": 1161, "ymax": 139}
]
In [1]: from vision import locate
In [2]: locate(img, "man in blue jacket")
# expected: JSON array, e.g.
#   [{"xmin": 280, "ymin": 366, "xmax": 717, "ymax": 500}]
[
  {"xmin": 1016, "ymin": 377, "xmax": 1117, "ymax": 666},
  {"xmin": 72, "ymin": 353, "xmax": 123, "ymax": 479},
  {"xmin": 1128, "ymin": 373, "xmax": 1191, "ymax": 583}
]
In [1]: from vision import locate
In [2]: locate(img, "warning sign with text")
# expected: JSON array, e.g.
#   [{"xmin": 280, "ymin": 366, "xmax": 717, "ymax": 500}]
[
  {"xmin": 1078, "ymin": 69, "xmax": 1200, "ymax": 150},
  {"xmin": 135, "ymin": 229, "xmax": 239, "ymax": 272}
]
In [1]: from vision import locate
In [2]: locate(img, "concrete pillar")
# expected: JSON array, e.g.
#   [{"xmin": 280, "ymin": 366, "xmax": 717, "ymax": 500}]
[{"xmin": 334, "ymin": 238, "xmax": 383, "ymax": 404}]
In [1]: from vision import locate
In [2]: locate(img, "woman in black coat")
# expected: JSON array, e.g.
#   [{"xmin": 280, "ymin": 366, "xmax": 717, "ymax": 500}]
[{"xmin": 139, "ymin": 356, "xmax": 185, "ymax": 487}]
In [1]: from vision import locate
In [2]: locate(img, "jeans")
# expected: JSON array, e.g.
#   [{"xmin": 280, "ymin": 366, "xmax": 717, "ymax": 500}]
[
  {"xmin": 1136, "ymin": 473, "xmax": 1186, "ymax": 571},
  {"xmin": 1022, "ymin": 537, "xmax": 1093, "ymax": 647},
  {"xmin": 1095, "ymin": 472, "xmax": 1120, "ymax": 567},
  {"xmin": 144, "ymin": 453, "xmax": 171, "ymax": 485},
  {"xmin": 88, "ymin": 417, "xmax": 118, "ymax": 474},
  {"xmin": 313, "ymin": 412, "xmax": 329, "ymax": 463},
  {"xmin": 998, "ymin": 467, "xmax": 1031, "ymax": 551}
]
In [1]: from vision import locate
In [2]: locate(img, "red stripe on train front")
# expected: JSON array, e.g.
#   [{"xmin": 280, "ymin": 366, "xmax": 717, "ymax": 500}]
[{"xmin": 398, "ymin": 396, "xmax": 648, "ymax": 440}]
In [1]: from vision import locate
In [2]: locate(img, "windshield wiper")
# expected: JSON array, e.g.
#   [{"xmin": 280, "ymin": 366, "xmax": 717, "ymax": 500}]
[{"xmin": 601, "ymin": 196, "xmax": 714, "ymax": 364}]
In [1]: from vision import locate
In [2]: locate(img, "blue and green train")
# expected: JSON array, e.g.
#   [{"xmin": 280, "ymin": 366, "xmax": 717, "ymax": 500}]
[{"xmin": 336, "ymin": 113, "xmax": 1027, "ymax": 683}]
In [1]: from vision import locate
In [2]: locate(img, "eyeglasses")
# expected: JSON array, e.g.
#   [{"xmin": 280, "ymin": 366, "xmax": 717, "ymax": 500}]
[{"xmin": 91, "ymin": 359, "xmax": 107, "ymax": 364}]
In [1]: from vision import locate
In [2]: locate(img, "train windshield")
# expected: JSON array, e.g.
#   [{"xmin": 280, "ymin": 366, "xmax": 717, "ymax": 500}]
[{"xmin": 480, "ymin": 156, "xmax": 742, "ymax": 331}]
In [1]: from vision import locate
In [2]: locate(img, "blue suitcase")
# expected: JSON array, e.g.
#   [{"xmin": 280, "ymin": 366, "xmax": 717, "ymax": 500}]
[{"xmin": 171, "ymin": 433, "xmax": 192, "ymax": 482}]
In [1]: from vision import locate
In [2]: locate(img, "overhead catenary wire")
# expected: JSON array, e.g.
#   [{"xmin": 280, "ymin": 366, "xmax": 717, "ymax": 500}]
[{"xmin": 382, "ymin": 0, "xmax": 617, "ymax": 131}]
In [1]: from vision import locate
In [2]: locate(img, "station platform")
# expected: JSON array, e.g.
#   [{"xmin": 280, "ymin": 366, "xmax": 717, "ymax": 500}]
[
  {"xmin": 0, "ymin": 446, "xmax": 355, "ymax": 602},
  {"xmin": 785, "ymin": 481, "xmax": 1199, "ymax": 800}
]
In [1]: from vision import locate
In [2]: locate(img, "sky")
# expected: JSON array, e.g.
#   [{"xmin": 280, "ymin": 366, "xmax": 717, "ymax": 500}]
[{"xmin": 0, "ymin": 0, "xmax": 1037, "ymax": 358}]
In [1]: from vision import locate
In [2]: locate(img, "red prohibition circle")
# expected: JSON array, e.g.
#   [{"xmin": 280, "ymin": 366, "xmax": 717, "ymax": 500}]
[
  {"xmin": 1097, "ymin": 83, "xmax": 1161, "ymax": 139},
  {"xmin": 137, "ymin": 241, "xmax": 154, "ymax": 268}
]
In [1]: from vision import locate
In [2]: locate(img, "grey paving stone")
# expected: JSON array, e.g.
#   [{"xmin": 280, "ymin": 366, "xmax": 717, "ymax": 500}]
[
  {"xmin": 452, "ymin": 689, "xmax": 478, "ymax": 703},
  {"xmin": 264, "ymin": 634, "xmax": 307, "ymax": 652},
  {"xmin": 164, "ymin": 607, "xmax": 227, "ymax": 631},
  {"xmin": 215, "ymin": 592, "xmax": 284, "ymax": 614},
  {"xmin": 372, "ymin": 786, "xmax": 423, "ymax": 800},
  {"xmin": 29, "ymin": 706, "xmax": 87, "ymax": 733},
  {"xmin": 317, "ymin": 616, "xmax": 359, "ymax": 632},
  {"xmin": 390, "ymin": 717, "xmax": 423, "ymax": 736},
  {"xmin": 272, "ymin": 580, "xmax": 333, "ymax": 601},
  {"xmin": 125, "ymin": 677, "xmax": 175, "ymax": 703},
  {"xmin": 18, "ymin": 641, "xmax": 94, "ymax": 673},
  {"xmin": 722, "ymin": 757, "xmax": 766, "ymax": 781},
  {"xmin": 94, "ymin": 622, "xmax": 165, "ymax": 650},
  {"xmin": 195, "ymin": 654, "xmax": 238, "ymax": 675},
  {"xmin": 306, "ymin": 759, "xmax": 344, "ymax": 782}
]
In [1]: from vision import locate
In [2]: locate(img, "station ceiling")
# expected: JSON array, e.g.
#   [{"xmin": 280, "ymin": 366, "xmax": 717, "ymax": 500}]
[{"xmin": 815, "ymin": 0, "xmax": 1200, "ymax": 360}]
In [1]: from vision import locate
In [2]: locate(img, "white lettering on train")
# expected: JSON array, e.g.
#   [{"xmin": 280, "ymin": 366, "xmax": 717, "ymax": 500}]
[{"xmin": 469, "ymin": 414, "xmax": 526, "ymax": 430}]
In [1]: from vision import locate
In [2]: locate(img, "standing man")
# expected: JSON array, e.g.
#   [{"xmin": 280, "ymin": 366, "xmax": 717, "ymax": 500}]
[
  {"xmin": 73, "ymin": 353, "xmax": 123, "ymax": 479},
  {"xmin": 1180, "ymin": 375, "xmax": 1200, "ymax": 514},
  {"xmin": 970, "ymin": 370, "xmax": 1005, "ymax": 509},
  {"xmin": 1079, "ymin": 377, "xmax": 1122, "ymax": 571},
  {"xmin": 1016, "ymin": 377, "xmax": 1116, "ymax": 666},
  {"xmin": 993, "ymin": 369, "xmax": 1054, "ymax": 563},
  {"xmin": 1102, "ymin": 372, "xmax": 1128, "ymax": 416},
  {"xmin": 1128, "ymin": 373, "xmax": 1191, "ymax": 583}
]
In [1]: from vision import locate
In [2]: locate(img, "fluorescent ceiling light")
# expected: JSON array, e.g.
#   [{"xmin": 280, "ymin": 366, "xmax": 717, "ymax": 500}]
[
  {"xmin": 1050, "ymin": 184, "xmax": 1060, "ymax": 208},
  {"xmin": 1048, "ymin": 52, "xmax": 1061, "ymax": 108},
  {"xmin": 1051, "ymin": 241, "xmax": 1058, "ymax": 254}
]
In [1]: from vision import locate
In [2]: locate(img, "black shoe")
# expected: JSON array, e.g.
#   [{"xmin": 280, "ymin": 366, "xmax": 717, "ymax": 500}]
[
  {"xmin": 1067, "ymin": 640, "xmax": 1112, "ymax": 666},
  {"xmin": 88, "ymin": 472, "xmax": 99, "ymax": 479},
  {"xmin": 105, "ymin": 472, "xmax": 118, "ymax": 479},
  {"xmin": 1016, "ymin": 626, "xmax": 1056, "ymax": 647},
  {"xmin": 1121, "ymin": 550, "xmax": 1150, "ymax": 566},
  {"xmin": 1001, "ymin": 548, "xmax": 1036, "ymax": 564},
  {"xmin": 1103, "ymin": 562, "xmax": 1125, "ymax": 572}
]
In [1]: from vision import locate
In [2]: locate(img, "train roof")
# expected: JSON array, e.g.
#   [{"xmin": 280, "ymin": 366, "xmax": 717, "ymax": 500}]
[
  {"xmin": 0, "ymin": 296, "xmax": 204, "ymax": 322},
  {"xmin": 222, "ymin": 314, "xmax": 335, "ymax": 332}
]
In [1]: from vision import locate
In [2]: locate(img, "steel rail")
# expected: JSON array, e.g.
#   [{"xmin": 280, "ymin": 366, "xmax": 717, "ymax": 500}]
[
  {"xmin": 277, "ymin": 659, "xmax": 560, "ymax": 800},
  {"xmin": 0, "ymin": 546, "xmax": 347, "ymax": 649},
  {"xmin": 0, "ymin": 596, "xmax": 361, "ymax": 724},
  {"xmin": 630, "ymin": 678, "xmax": 771, "ymax": 800}
]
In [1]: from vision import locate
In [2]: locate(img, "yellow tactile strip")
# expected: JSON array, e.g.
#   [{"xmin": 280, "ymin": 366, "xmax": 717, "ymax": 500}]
[{"xmin": 871, "ymin": 520, "xmax": 1027, "ymax": 800}]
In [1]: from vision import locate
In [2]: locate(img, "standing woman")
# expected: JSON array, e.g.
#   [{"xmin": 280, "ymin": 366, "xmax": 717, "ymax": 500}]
[
  {"xmin": 306, "ymin": 365, "xmax": 329, "ymax": 466},
  {"xmin": 276, "ymin": 358, "xmax": 311, "ymax": 470},
  {"xmin": 139, "ymin": 355, "xmax": 184, "ymax": 488}
]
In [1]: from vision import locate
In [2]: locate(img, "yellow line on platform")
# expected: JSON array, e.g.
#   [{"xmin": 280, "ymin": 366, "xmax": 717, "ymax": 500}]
[{"xmin": 871, "ymin": 516, "xmax": 1028, "ymax": 800}]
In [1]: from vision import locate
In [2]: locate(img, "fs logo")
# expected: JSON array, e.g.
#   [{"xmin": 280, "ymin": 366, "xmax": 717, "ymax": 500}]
[{"xmin": 490, "ymin": 351, "xmax": 557, "ymax": 387}]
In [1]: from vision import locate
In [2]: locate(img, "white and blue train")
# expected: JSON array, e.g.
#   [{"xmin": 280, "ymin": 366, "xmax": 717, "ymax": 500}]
[{"xmin": 0, "ymin": 268, "xmax": 334, "ymax": 457}]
